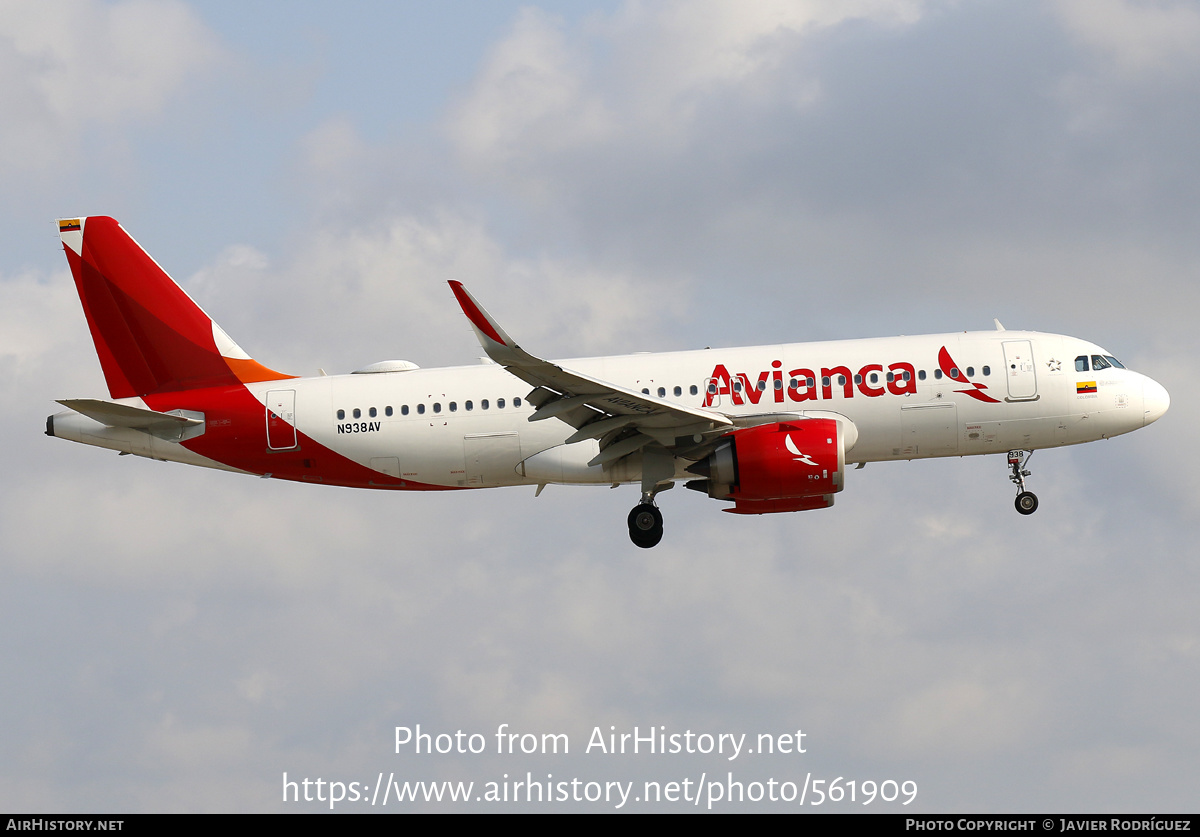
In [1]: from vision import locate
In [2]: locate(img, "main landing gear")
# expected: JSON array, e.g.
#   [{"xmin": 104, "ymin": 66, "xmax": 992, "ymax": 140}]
[
  {"xmin": 1008, "ymin": 449, "xmax": 1038, "ymax": 515},
  {"xmin": 629, "ymin": 458, "xmax": 673, "ymax": 547},
  {"xmin": 628, "ymin": 501, "xmax": 664, "ymax": 548},
  {"xmin": 628, "ymin": 481, "xmax": 668, "ymax": 549}
]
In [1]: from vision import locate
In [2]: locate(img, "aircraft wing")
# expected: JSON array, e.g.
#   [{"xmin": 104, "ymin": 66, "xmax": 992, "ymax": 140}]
[{"xmin": 449, "ymin": 282, "xmax": 732, "ymax": 466}]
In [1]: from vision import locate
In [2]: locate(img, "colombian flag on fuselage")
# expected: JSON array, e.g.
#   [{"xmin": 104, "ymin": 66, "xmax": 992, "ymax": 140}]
[{"xmin": 1077, "ymin": 381, "xmax": 1098, "ymax": 394}]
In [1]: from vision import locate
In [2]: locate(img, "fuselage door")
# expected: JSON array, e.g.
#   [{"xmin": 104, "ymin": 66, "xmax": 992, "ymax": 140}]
[
  {"xmin": 266, "ymin": 389, "xmax": 298, "ymax": 450},
  {"xmin": 464, "ymin": 432, "xmax": 523, "ymax": 486},
  {"xmin": 1002, "ymin": 340, "xmax": 1038, "ymax": 401},
  {"xmin": 900, "ymin": 403, "xmax": 959, "ymax": 457}
]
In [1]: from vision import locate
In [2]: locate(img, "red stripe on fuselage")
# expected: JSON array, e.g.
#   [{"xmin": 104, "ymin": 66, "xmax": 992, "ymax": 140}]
[{"xmin": 143, "ymin": 386, "xmax": 459, "ymax": 491}]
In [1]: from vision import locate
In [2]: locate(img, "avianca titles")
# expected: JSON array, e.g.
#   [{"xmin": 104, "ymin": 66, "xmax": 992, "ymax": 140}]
[{"xmin": 47, "ymin": 216, "xmax": 1170, "ymax": 548}]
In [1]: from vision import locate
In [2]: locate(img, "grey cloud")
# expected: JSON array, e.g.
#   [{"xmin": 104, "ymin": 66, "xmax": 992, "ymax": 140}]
[{"xmin": 2, "ymin": 0, "xmax": 1195, "ymax": 813}]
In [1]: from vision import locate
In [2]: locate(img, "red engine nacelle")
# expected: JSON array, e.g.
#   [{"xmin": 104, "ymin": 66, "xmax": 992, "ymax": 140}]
[{"xmin": 686, "ymin": 419, "xmax": 846, "ymax": 514}]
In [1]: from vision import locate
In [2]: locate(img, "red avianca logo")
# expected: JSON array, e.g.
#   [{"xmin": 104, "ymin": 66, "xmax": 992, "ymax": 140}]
[
  {"xmin": 703, "ymin": 346, "xmax": 999, "ymax": 406},
  {"xmin": 937, "ymin": 346, "xmax": 1000, "ymax": 403}
]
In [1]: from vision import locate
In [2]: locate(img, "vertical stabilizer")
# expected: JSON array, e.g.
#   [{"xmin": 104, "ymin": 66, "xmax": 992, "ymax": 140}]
[{"xmin": 58, "ymin": 217, "xmax": 292, "ymax": 398}]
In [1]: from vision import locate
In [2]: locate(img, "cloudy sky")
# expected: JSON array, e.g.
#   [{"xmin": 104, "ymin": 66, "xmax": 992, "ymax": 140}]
[{"xmin": 1, "ymin": 0, "xmax": 1196, "ymax": 813}]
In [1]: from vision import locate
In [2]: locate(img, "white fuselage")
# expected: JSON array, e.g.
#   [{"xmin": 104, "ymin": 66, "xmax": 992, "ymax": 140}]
[
  {"xmin": 51, "ymin": 329, "xmax": 1167, "ymax": 490},
  {"xmin": 230, "ymin": 330, "xmax": 1166, "ymax": 483}
]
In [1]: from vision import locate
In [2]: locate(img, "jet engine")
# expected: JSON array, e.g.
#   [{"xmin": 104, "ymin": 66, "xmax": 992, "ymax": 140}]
[{"xmin": 685, "ymin": 419, "xmax": 846, "ymax": 514}]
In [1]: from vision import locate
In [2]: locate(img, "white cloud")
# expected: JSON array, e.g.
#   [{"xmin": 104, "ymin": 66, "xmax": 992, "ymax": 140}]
[
  {"xmin": 448, "ymin": 8, "xmax": 610, "ymax": 168},
  {"xmin": 1055, "ymin": 0, "xmax": 1200, "ymax": 76},
  {"xmin": 183, "ymin": 208, "xmax": 688, "ymax": 374},
  {"xmin": 0, "ymin": 0, "xmax": 222, "ymax": 176},
  {"xmin": 447, "ymin": 0, "xmax": 926, "ymax": 177},
  {"xmin": 600, "ymin": 0, "xmax": 923, "ymax": 93},
  {"xmin": 0, "ymin": 268, "xmax": 80, "ymax": 363}
]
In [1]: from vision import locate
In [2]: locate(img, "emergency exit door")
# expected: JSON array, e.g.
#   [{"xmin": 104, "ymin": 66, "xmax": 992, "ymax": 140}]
[
  {"xmin": 1002, "ymin": 341, "xmax": 1038, "ymax": 401},
  {"xmin": 266, "ymin": 389, "xmax": 298, "ymax": 450}
]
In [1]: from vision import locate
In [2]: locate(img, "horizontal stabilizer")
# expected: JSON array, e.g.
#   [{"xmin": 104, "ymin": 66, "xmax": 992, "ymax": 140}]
[{"xmin": 57, "ymin": 398, "xmax": 202, "ymax": 437}]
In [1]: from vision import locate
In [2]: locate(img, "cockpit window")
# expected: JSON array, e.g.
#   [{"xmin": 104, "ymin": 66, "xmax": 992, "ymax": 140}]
[
  {"xmin": 1075, "ymin": 356, "xmax": 1089, "ymax": 372},
  {"xmin": 1091, "ymin": 355, "xmax": 1111, "ymax": 371},
  {"xmin": 1105, "ymin": 355, "xmax": 1126, "ymax": 369}
]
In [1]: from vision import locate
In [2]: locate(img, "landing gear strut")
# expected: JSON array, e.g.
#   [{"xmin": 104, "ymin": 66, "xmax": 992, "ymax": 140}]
[
  {"xmin": 629, "ymin": 456, "xmax": 673, "ymax": 548},
  {"xmin": 1008, "ymin": 449, "xmax": 1038, "ymax": 515}
]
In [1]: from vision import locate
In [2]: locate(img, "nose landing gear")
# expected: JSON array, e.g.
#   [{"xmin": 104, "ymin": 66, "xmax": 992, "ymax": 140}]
[{"xmin": 1008, "ymin": 449, "xmax": 1038, "ymax": 515}]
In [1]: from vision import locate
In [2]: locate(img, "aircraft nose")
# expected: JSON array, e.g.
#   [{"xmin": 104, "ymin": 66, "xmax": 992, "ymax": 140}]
[{"xmin": 1143, "ymin": 377, "xmax": 1170, "ymax": 426}]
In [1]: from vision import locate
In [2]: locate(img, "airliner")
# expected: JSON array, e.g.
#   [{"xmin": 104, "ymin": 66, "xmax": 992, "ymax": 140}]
[{"xmin": 47, "ymin": 216, "xmax": 1170, "ymax": 547}]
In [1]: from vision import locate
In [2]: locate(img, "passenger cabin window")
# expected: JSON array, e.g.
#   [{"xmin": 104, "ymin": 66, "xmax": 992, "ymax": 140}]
[
  {"xmin": 433, "ymin": 403, "xmax": 441, "ymax": 414},
  {"xmin": 449, "ymin": 402, "xmax": 457, "ymax": 412},
  {"xmin": 918, "ymin": 370, "xmax": 926, "ymax": 381},
  {"xmin": 369, "ymin": 407, "xmax": 377, "ymax": 418},
  {"xmin": 514, "ymin": 397, "xmax": 522, "ymax": 407},
  {"xmin": 385, "ymin": 406, "xmax": 393, "ymax": 417},
  {"xmin": 353, "ymin": 408, "xmax": 361, "ymax": 419},
  {"xmin": 934, "ymin": 369, "xmax": 943, "ymax": 380},
  {"xmin": 401, "ymin": 405, "xmax": 409, "ymax": 416},
  {"xmin": 497, "ymin": 398, "xmax": 505, "ymax": 409},
  {"xmin": 465, "ymin": 401, "xmax": 473, "ymax": 411},
  {"xmin": 966, "ymin": 367, "xmax": 974, "ymax": 377},
  {"xmin": 658, "ymin": 387, "xmax": 666, "ymax": 397},
  {"xmin": 1076, "ymin": 356, "xmax": 1089, "ymax": 372},
  {"xmin": 690, "ymin": 385, "xmax": 698, "ymax": 396},
  {"xmin": 674, "ymin": 386, "xmax": 682, "ymax": 397},
  {"xmin": 982, "ymin": 367, "xmax": 989, "ymax": 376},
  {"xmin": 482, "ymin": 399, "xmax": 489, "ymax": 410},
  {"xmin": 417, "ymin": 404, "xmax": 425, "ymax": 415},
  {"xmin": 337, "ymin": 409, "xmax": 345, "ymax": 420}
]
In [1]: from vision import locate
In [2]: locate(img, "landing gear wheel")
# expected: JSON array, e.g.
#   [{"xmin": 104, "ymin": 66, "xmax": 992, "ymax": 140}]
[
  {"xmin": 1015, "ymin": 491, "xmax": 1038, "ymax": 515},
  {"xmin": 1007, "ymin": 450, "xmax": 1038, "ymax": 516},
  {"xmin": 627, "ymin": 503, "xmax": 664, "ymax": 549}
]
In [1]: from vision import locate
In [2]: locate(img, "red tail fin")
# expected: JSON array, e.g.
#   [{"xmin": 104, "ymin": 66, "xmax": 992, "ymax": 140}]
[{"xmin": 58, "ymin": 217, "xmax": 292, "ymax": 398}]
